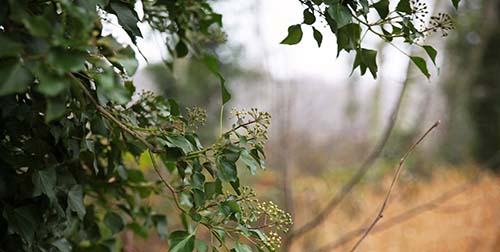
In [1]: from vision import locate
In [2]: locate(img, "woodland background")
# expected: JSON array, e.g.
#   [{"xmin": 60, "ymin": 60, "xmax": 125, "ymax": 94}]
[{"xmin": 118, "ymin": 0, "xmax": 500, "ymax": 251}]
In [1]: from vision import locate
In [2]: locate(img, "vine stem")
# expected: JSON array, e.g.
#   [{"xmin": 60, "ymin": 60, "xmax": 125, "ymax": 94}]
[{"xmin": 349, "ymin": 120, "xmax": 441, "ymax": 252}]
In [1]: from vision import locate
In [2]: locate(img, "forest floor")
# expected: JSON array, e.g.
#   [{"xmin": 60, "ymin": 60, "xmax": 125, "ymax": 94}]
[{"xmin": 289, "ymin": 167, "xmax": 500, "ymax": 252}]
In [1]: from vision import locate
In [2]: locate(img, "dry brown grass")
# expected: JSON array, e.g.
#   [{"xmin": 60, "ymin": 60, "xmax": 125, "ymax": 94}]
[{"xmin": 290, "ymin": 168, "xmax": 500, "ymax": 252}]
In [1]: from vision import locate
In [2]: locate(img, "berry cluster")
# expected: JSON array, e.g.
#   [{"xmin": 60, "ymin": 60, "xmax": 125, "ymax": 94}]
[
  {"xmin": 429, "ymin": 12, "xmax": 455, "ymax": 36},
  {"xmin": 186, "ymin": 106, "xmax": 207, "ymax": 129},
  {"xmin": 231, "ymin": 108, "xmax": 271, "ymax": 144}
]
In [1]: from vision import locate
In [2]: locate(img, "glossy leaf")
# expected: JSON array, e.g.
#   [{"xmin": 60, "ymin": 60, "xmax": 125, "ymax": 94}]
[
  {"xmin": 410, "ymin": 56, "xmax": 430, "ymax": 78},
  {"xmin": 423, "ymin": 45, "xmax": 438, "ymax": 66},
  {"xmin": 328, "ymin": 4, "xmax": 352, "ymax": 28},
  {"xmin": 168, "ymin": 231, "xmax": 195, "ymax": 252},
  {"xmin": 68, "ymin": 185, "xmax": 86, "ymax": 220},
  {"xmin": 312, "ymin": 27, "xmax": 323, "ymax": 47},
  {"xmin": 0, "ymin": 58, "xmax": 32, "ymax": 96},
  {"xmin": 280, "ymin": 24, "xmax": 303, "ymax": 45}
]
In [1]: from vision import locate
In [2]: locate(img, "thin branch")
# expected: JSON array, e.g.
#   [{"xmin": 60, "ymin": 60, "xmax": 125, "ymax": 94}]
[
  {"xmin": 287, "ymin": 80, "xmax": 409, "ymax": 241},
  {"xmin": 148, "ymin": 150, "xmax": 185, "ymax": 213},
  {"xmin": 312, "ymin": 177, "xmax": 479, "ymax": 252},
  {"xmin": 73, "ymin": 74, "xmax": 161, "ymax": 152},
  {"xmin": 349, "ymin": 120, "xmax": 440, "ymax": 252}
]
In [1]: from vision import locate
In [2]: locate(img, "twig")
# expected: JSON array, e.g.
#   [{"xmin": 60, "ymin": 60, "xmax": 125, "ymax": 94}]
[
  {"xmin": 287, "ymin": 79, "xmax": 409, "ymax": 241},
  {"xmin": 312, "ymin": 177, "xmax": 479, "ymax": 252},
  {"xmin": 148, "ymin": 150, "xmax": 184, "ymax": 213},
  {"xmin": 73, "ymin": 74, "xmax": 161, "ymax": 152},
  {"xmin": 348, "ymin": 120, "xmax": 441, "ymax": 252}
]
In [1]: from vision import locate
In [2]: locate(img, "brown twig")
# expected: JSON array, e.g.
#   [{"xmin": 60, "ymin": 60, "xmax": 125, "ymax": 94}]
[
  {"xmin": 287, "ymin": 80, "xmax": 409, "ymax": 241},
  {"xmin": 312, "ymin": 176, "xmax": 479, "ymax": 252},
  {"xmin": 348, "ymin": 120, "xmax": 441, "ymax": 252}
]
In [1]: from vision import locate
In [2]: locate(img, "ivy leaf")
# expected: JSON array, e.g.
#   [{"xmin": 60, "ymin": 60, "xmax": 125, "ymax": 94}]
[
  {"xmin": 176, "ymin": 40, "xmax": 189, "ymax": 58},
  {"xmin": 328, "ymin": 4, "xmax": 352, "ymax": 28},
  {"xmin": 107, "ymin": 46, "xmax": 139, "ymax": 76},
  {"xmin": 312, "ymin": 27, "xmax": 323, "ymax": 47},
  {"xmin": 396, "ymin": 0, "xmax": 412, "ymax": 14},
  {"xmin": 153, "ymin": 214, "xmax": 168, "ymax": 240},
  {"xmin": 68, "ymin": 185, "xmax": 86, "ymax": 220},
  {"xmin": 0, "ymin": 34, "xmax": 22, "ymax": 58},
  {"xmin": 32, "ymin": 166, "xmax": 57, "ymax": 200},
  {"xmin": 352, "ymin": 48, "xmax": 378, "ymax": 78},
  {"xmin": 47, "ymin": 48, "xmax": 86, "ymax": 73},
  {"xmin": 423, "ymin": 45, "xmax": 438, "ymax": 66},
  {"xmin": 234, "ymin": 242, "xmax": 252, "ymax": 252},
  {"xmin": 336, "ymin": 23, "xmax": 361, "ymax": 55},
  {"xmin": 203, "ymin": 54, "xmax": 231, "ymax": 105},
  {"xmin": 216, "ymin": 156, "xmax": 238, "ymax": 182},
  {"xmin": 280, "ymin": 24, "xmax": 303, "ymax": 45},
  {"xmin": 52, "ymin": 239, "xmax": 72, "ymax": 252},
  {"xmin": 168, "ymin": 231, "xmax": 195, "ymax": 252},
  {"xmin": 165, "ymin": 135, "xmax": 194, "ymax": 154},
  {"xmin": 303, "ymin": 9, "xmax": 316, "ymax": 25},
  {"xmin": 45, "ymin": 98, "xmax": 67, "ymax": 122},
  {"xmin": 5, "ymin": 206, "xmax": 39, "ymax": 244},
  {"xmin": 109, "ymin": 3, "xmax": 142, "ymax": 42},
  {"xmin": 36, "ymin": 67, "xmax": 70, "ymax": 97},
  {"xmin": 195, "ymin": 240, "xmax": 208, "ymax": 252},
  {"xmin": 452, "ymin": 0, "xmax": 461, "ymax": 9},
  {"xmin": 240, "ymin": 149, "xmax": 259, "ymax": 175},
  {"xmin": 373, "ymin": 0, "xmax": 390, "ymax": 19},
  {"xmin": 0, "ymin": 58, "xmax": 33, "ymax": 96},
  {"xmin": 104, "ymin": 211, "xmax": 124, "ymax": 234},
  {"xmin": 410, "ymin": 56, "xmax": 430, "ymax": 78}
]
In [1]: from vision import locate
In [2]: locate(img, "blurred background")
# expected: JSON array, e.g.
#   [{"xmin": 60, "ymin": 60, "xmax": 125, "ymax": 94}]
[{"xmin": 112, "ymin": 0, "xmax": 500, "ymax": 251}]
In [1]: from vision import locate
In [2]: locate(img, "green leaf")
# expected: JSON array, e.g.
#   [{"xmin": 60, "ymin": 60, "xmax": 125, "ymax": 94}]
[
  {"xmin": 352, "ymin": 48, "xmax": 378, "ymax": 78},
  {"xmin": 396, "ymin": 0, "xmax": 411, "ymax": 14},
  {"xmin": 312, "ymin": 27, "xmax": 323, "ymax": 47},
  {"xmin": 168, "ymin": 231, "xmax": 195, "ymax": 252},
  {"xmin": 32, "ymin": 166, "xmax": 57, "ymax": 199},
  {"xmin": 0, "ymin": 34, "xmax": 22, "ymax": 57},
  {"xmin": 36, "ymin": 69, "xmax": 70, "ymax": 97},
  {"xmin": 166, "ymin": 135, "xmax": 194, "ymax": 154},
  {"xmin": 195, "ymin": 240, "xmax": 208, "ymax": 252},
  {"xmin": 373, "ymin": 0, "xmax": 390, "ymax": 19},
  {"xmin": 410, "ymin": 56, "xmax": 430, "ymax": 78},
  {"xmin": 240, "ymin": 149, "xmax": 259, "ymax": 175},
  {"xmin": 327, "ymin": 4, "xmax": 352, "ymax": 28},
  {"xmin": 52, "ymin": 239, "xmax": 73, "ymax": 252},
  {"xmin": 93, "ymin": 67, "xmax": 131, "ymax": 105},
  {"xmin": 216, "ymin": 156, "xmax": 238, "ymax": 182},
  {"xmin": 153, "ymin": 214, "xmax": 168, "ymax": 240},
  {"xmin": 280, "ymin": 24, "xmax": 303, "ymax": 45},
  {"xmin": 48, "ymin": 48, "xmax": 86, "ymax": 73},
  {"xmin": 109, "ymin": 3, "xmax": 142, "ymax": 41},
  {"xmin": 5, "ymin": 206, "xmax": 39, "ymax": 244},
  {"xmin": 203, "ymin": 54, "xmax": 231, "ymax": 105},
  {"xmin": 423, "ymin": 45, "xmax": 438, "ymax": 66},
  {"xmin": 107, "ymin": 45, "xmax": 139, "ymax": 76},
  {"xmin": 234, "ymin": 242, "xmax": 252, "ymax": 252},
  {"xmin": 104, "ymin": 212, "xmax": 124, "ymax": 234},
  {"xmin": 45, "ymin": 98, "xmax": 67, "ymax": 122},
  {"xmin": 336, "ymin": 23, "xmax": 361, "ymax": 55},
  {"xmin": 68, "ymin": 185, "xmax": 86, "ymax": 220},
  {"xmin": 0, "ymin": 58, "xmax": 33, "ymax": 96},
  {"xmin": 303, "ymin": 9, "xmax": 316, "ymax": 25},
  {"xmin": 452, "ymin": 0, "xmax": 461, "ymax": 9},
  {"xmin": 21, "ymin": 15, "xmax": 53, "ymax": 38}
]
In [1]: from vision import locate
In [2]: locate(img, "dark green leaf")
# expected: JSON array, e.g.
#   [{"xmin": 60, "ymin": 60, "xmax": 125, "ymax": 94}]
[
  {"xmin": 327, "ymin": 4, "xmax": 352, "ymax": 28},
  {"xmin": 45, "ymin": 97, "xmax": 67, "ymax": 122},
  {"xmin": 303, "ymin": 9, "xmax": 316, "ymax": 25},
  {"xmin": 373, "ymin": 0, "xmax": 390, "ymax": 19},
  {"xmin": 410, "ymin": 56, "xmax": 430, "ymax": 78},
  {"xmin": 280, "ymin": 24, "xmax": 303, "ymax": 45},
  {"xmin": 0, "ymin": 34, "xmax": 22, "ymax": 57},
  {"xmin": 352, "ymin": 48, "xmax": 378, "ymax": 78},
  {"xmin": 240, "ymin": 149, "xmax": 259, "ymax": 175},
  {"xmin": 153, "ymin": 214, "xmax": 168, "ymax": 240},
  {"xmin": 48, "ymin": 48, "xmax": 86, "ymax": 73},
  {"xmin": 203, "ymin": 54, "xmax": 231, "ymax": 105},
  {"xmin": 107, "ymin": 45, "xmax": 139, "ymax": 75},
  {"xmin": 423, "ymin": 45, "xmax": 438, "ymax": 66},
  {"xmin": 0, "ymin": 58, "xmax": 33, "ymax": 96},
  {"xmin": 5, "ymin": 206, "xmax": 39, "ymax": 244},
  {"xmin": 104, "ymin": 212, "xmax": 124, "ymax": 234},
  {"xmin": 52, "ymin": 239, "xmax": 72, "ymax": 252},
  {"xmin": 336, "ymin": 23, "xmax": 361, "ymax": 55},
  {"xmin": 452, "ymin": 0, "xmax": 460, "ymax": 9},
  {"xmin": 36, "ymin": 68, "xmax": 70, "ymax": 97},
  {"xmin": 396, "ymin": 0, "xmax": 411, "ymax": 14},
  {"xmin": 68, "ymin": 185, "xmax": 86, "ymax": 219},
  {"xmin": 312, "ymin": 27, "xmax": 323, "ymax": 47},
  {"xmin": 176, "ymin": 40, "xmax": 189, "ymax": 58},
  {"xmin": 166, "ymin": 135, "xmax": 194, "ymax": 154},
  {"xmin": 109, "ymin": 3, "xmax": 142, "ymax": 41},
  {"xmin": 216, "ymin": 157, "xmax": 237, "ymax": 182},
  {"xmin": 32, "ymin": 166, "xmax": 57, "ymax": 199},
  {"xmin": 168, "ymin": 231, "xmax": 195, "ymax": 252}
]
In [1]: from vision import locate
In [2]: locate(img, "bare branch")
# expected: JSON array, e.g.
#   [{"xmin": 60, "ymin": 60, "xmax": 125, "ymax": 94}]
[
  {"xmin": 348, "ymin": 120, "xmax": 440, "ymax": 252},
  {"xmin": 313, "ymin": 176, "xmax": 479, "ymax": 252},
  {"xmin": 287, "ymin": 80, "xmax": 409, "ymax": 241}
]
